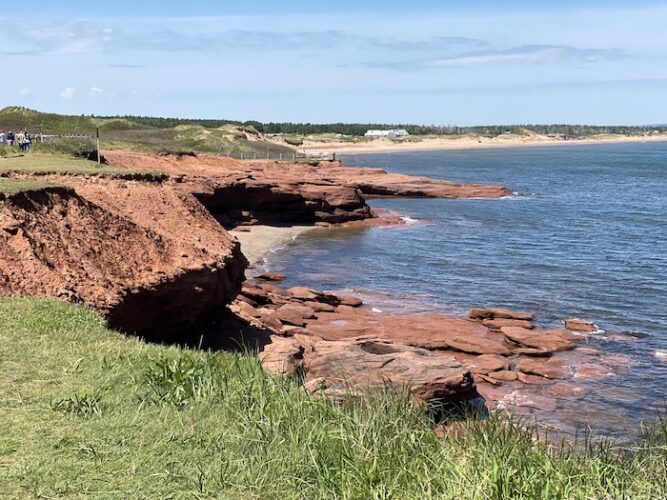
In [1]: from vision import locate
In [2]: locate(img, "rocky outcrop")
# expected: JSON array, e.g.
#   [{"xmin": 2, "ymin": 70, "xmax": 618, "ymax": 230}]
[
  {"xmin": 564, "ymin": 318, "xmax": 599, "ymax": 332},
  {"xmin": 303, "ymin": 337, "xmax": 476, "ymax": 404},
  {"xmin": 102, "ymin": 150, "xmax": 511, "ymax": 226},
  {"xmin": 0, "ymin": 180, "xmax": 246, "ymax": 335},
  {"xmin": 226, "ymin": 279, "xmax": 620, "ymax": 411}
]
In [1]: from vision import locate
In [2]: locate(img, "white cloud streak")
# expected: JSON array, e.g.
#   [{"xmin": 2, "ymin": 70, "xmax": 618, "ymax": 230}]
[{"xmin": 59, "ymin": 87, "xmax": 75, "ymax": 100}]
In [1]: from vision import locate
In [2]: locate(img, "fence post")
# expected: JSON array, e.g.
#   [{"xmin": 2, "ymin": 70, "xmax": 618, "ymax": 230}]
[
  {"xmin": 241, "ymin": 153, "xmax": 244, "ymax": 160},
  {"xmin": 279, "ymin": 153, "xmax": 283, "ymax": 160},
  {"xmin": 96, "ymin": 127, "xmax": 101, "ymax": 165}
]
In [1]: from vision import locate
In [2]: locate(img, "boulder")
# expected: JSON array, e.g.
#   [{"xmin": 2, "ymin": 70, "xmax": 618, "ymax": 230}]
[
  {"xmin": 303, "ymin": 336, "xmax": 477, "ymax": 404},
  {"xmin": 461, "ymin": 354, "xmax": 510, "ymax": 375},
  {"xmin": 255, "ymin": 271, "xmax": 286, "ymax": 282},
  {"xmin": 260, "ymin": 336, "xmax": 305, "ymax": 377},
  {"xmin": 545, "ymin": 382, "xmax": 591, "ymax": 399},
  {"xmin": 276, "ymin": 303, "xmax": 316, "ymax": 327},
  {"xmin": 501, "ymin": 327, "xmax": 577, "ymax": 353},
  {"xmin": 258, "ymin": 308, "xmax": 283, "ymax": 332},
  {"xmin": 335, "ymin": 294, "xmax": 363, "ymax": 307},
  {"xmin": 303, "ymin": 300, "xmax": 336, "ymax": 313},
  {"xmin": 564, "ymin": 318, "xmax": 599, "ymax": 333},
  {"xmin": 517, "ymin": 357, "xmax": 571, "ymax": 379},
  {"xmin": 483, "ymin": 318, "xmax": 533, "ymax": 330},
  {"xmin": 469, "ymin": 307, "xmax": 534, "ymax": 321},
  {"xmin": 487, "ymin": 370, "xmax": 518, "ymax": 382},
  {"xmin": 287, "ymin": 286, "xmax": 320, "ymax": 301}
]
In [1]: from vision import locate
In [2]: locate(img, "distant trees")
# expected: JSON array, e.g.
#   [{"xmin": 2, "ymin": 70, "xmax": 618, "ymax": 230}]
[
  {"xmin": 105, "ymin": 116, "xmax": 665, "ymax": 138},
  {"xmin": 3, "ymin": 107, "xmax": 665, "ymax": 138}
]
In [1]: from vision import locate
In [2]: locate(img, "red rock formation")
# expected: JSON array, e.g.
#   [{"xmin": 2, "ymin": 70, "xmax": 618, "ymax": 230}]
[
  {"xmin": 564, "ymin": 318, "xmax": 599, "ymax": 332},
  {"xmin": 0, "ymin": 181, "xmax": 246, "ymax": 335},
  {"xmin": 469, "ymin": 307, "xmax": 534, "ymax": 321},
  {"xmin": 228, "ymin": 279, "xmax": 603, "ymax": 411},
  {"xmin": 102, "ymin": 150, "xmax": 511, "ymax": 226},
  {"xmin": 303, "ymin": 336, "xmax": 477, "ymax": 404}
]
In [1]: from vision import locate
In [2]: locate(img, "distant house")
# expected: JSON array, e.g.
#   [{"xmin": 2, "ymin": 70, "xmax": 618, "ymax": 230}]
[{"xmin": 364, "ymin": 129, "xmax": 409, "ymax": 138}]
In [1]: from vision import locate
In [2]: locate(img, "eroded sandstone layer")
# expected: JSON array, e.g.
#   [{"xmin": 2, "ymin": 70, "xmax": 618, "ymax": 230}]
[
  {"xmin": 0, "ymin": 179, "xmax": 246, "ymax": 334},
  {"xmin": 103, "ymin": 151, "xmax": 511, "ymax": 226}
]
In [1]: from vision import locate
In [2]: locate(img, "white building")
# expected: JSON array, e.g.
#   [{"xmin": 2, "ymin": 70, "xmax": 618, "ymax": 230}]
[{"xmin": 364, "ymin": 129, "xmax": 409, "ymax": 138}]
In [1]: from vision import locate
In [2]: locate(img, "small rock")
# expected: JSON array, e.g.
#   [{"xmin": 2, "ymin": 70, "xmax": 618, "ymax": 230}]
[
  {"xmin": 573, "ymin": 364, "xmax": 614, "ymax": 382},
  {"xmin": 336, "ymin": 305, "xmax": 358, "ymax": 314},
  {"xmin": 303, "ymin": 300, "xmax": 336, "ymax": 313},
  {"xmin": 545, "ymin": 382, "xmax": 591, "ymax": 399},
  {"xmin": 256, "ymin": 271, "xmax": 286, "ymax": 282},
  {"xmin": 564, "ymin": 318, "xmax": 599, "ymax": 333},
  {"xmin": 335, "ymin": 294, "xmax": 363, "ymax": 307}
]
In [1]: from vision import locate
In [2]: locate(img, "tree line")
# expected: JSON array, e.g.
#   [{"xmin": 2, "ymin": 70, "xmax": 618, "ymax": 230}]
[{"xmin": 102, "ymin": 115, "xmax": 667, "ymax": 137}]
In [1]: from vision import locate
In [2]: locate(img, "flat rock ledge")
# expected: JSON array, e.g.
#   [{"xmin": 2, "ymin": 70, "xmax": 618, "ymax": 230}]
[{"xmin": 230, "ymin": 279, "xmax": 620, "ymax": 411}]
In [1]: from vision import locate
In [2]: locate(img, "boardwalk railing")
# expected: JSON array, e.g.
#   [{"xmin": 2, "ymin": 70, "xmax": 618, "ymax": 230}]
[
  {"xmin": 222, "ymin": 151, "xmax": 336, "ymax": 161},
  {"xmin": 38, "ymin": 133, "xmax": 96, "ymax": 142}
]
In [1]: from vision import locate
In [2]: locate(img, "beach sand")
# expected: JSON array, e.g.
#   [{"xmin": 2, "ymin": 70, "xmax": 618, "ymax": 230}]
[
  {"xmin": 302, "ymin": 133, "xmax": 667, "ymax": 155},
  {"xmin": 230, "ymin": 225, "xmax": 315, "ymax": 266}
]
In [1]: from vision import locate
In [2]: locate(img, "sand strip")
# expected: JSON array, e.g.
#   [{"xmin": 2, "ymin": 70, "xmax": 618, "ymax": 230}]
[
  {"xmin": 230, "ymin": 225, "xmax": 315, "ymax": 266},
  {"xmin": 303, "ymin": 134, "xmax": 667, "ymax": 155}
]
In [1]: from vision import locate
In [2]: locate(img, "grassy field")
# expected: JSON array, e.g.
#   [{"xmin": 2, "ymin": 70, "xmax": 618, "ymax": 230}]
[
  {"xmin": 0, "ymin": 297, "xmax": 665, "ymax": 499},
  {"xmin": 0, "ymin": 153, "xmax": 162, "ymax": 178}
]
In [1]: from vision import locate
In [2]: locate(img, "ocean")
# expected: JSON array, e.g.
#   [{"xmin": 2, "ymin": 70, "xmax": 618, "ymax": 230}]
[{"xmin": 264, "ymin": 142, "xmax": 667, "ymax": 438}]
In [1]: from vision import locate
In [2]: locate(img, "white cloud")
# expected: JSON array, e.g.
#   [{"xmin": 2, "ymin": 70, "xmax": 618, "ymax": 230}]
[
  {"xmin": 19, "ymin": 87, "xmax": 30, "ymax": 96},
  {"xmin": 59, "ymin": 87, "xmax": 75, "ymax": 100},
  {"xmin": 90, "ymin": 86, "xmax": 104, "ymax": 97}
]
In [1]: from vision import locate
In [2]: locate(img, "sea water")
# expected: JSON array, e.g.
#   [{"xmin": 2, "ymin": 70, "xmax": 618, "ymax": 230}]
[{"xmin": 265, "ymin": 142, "xmax": 667, "ymax": 439}]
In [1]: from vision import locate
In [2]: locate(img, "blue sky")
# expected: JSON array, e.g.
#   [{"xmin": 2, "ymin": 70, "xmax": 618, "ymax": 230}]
[{"xmin": 2, "ymin": 1, "xmax": 666, "ymax": 125}]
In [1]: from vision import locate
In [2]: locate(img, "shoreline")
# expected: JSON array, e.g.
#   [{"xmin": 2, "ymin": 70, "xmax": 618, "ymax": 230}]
[
  {"xmin": 302, "ymin": 134, "xmax": 667, "ymax": 155},
  {"xmin": 230, "ymin": 225, "xmax": 316, "ymax": 267}
]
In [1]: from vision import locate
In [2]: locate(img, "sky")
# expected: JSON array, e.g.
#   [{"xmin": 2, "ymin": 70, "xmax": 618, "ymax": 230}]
[{"xmin": 2, "ymin": 1, "xmax": 667, "ymax": 125}]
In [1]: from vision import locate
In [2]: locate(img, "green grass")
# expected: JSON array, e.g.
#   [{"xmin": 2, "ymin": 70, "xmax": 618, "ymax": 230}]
[
  {"xmin": 0, "ymin": 178, "xmax": 59, "ymax": 195},
  {"xmin": 0, "ymin": 153, "xmax": 162, "ymax": 178},
  {"xmin": 0, "ymin": 297, "xmax": 666, "ymax": 498}
]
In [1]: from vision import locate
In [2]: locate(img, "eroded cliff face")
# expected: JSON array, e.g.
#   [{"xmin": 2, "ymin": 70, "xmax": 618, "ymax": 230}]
[
  {"xmin": 0, "ymin": 181, "xmax": 247, "ymax": 335},
  {"xmin": 102, "ymin": 151, "xmax": 511, "ymax": 227}
]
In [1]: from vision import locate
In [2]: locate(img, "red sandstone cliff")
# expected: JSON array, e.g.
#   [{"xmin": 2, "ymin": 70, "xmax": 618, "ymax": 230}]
[{"xmin": 0, "ymin": 180, "xmax": 246, "ymax": 335}]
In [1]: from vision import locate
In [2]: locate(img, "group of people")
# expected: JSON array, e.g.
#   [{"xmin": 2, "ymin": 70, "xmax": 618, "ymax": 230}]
[{"xmin": 0, "ymin": 128, "xmax": 32, "ymax": 152}]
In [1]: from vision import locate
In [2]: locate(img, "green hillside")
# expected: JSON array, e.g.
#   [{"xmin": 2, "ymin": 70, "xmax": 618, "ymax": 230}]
[{"xmin": 0, "ymin": 107, "xmax": 294, "ymax": 156}]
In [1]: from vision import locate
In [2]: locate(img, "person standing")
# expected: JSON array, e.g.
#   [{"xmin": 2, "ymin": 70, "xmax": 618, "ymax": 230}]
[
  {"xmin": 7, "ymin": 131, "xmax": 14, "ymax": 146},
  {"xmin": 0, "ymin": 129, "xmax": 6, "ymax": 143},
  {"xmin": 16, "ymin": 130, "xmax": 25, "ymax": 152}
]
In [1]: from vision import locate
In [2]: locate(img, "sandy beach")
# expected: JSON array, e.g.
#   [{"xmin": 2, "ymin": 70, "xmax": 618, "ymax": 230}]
[
  {"xmin": 230, "ymin": 225, "xmax": 315, "ymax": 266},
  {"xmin": 302, "ymin": 133, "xmax": 667, "ymax": 155}
]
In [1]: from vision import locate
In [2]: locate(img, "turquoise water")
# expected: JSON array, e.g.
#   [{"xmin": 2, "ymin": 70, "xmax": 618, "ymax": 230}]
[{"xmin": 265, "ymin": 142, "xmax": 667, "ymax": 436}]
